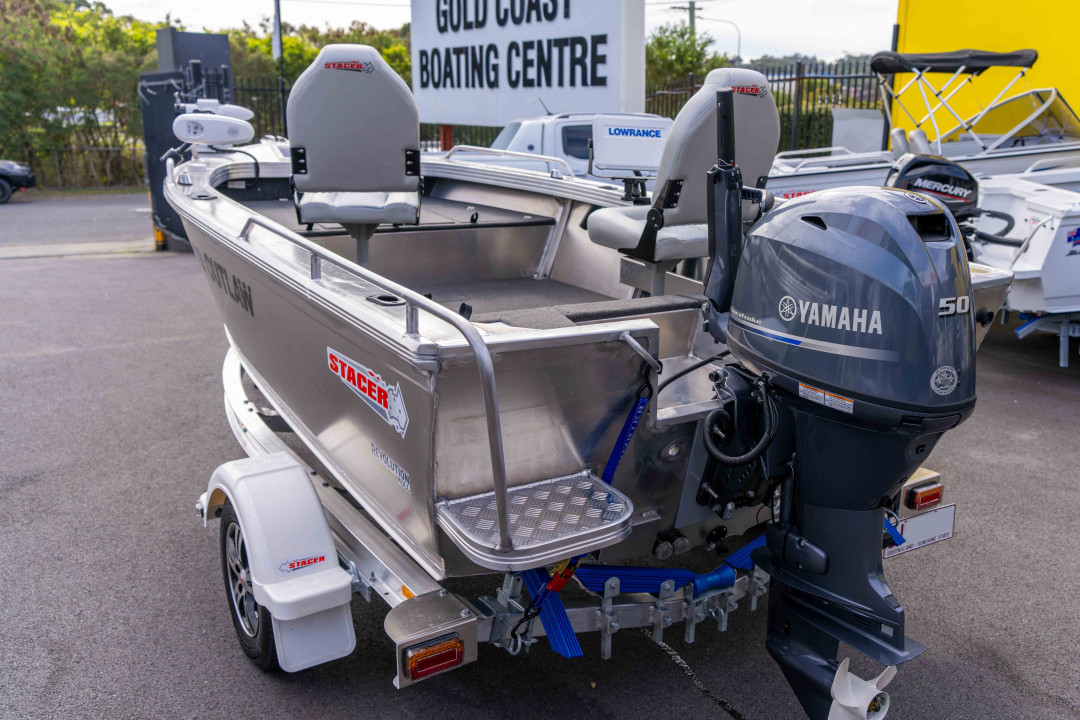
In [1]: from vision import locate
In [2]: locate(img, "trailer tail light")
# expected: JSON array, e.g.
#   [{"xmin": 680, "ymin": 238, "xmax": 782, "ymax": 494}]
[
  {"xmin": 405, "ymin": 634, "xmax": 464, "ymax": 681},
  {"xmin": 906, "ymin": 482, "xmax": 943, "ymax": 511}
]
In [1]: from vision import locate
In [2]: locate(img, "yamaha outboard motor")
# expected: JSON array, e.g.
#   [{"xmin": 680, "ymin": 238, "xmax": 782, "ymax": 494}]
[{"xmin": 701, "ymin": 91, "xmax": 977, "ymax": 719}]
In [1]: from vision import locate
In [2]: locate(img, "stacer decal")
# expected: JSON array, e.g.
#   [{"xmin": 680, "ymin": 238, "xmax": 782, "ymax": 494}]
[
  {"xmin": 327, "ymin": 348, "xmax": 410, "ymax": 438},
  {"xmin": 278, "ymin": 555, "xmax": 326, "ymax": 575}
]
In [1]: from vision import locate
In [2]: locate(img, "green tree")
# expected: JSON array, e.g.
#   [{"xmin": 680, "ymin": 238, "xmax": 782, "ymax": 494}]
[
  {"xmin": 51, "ymin": 1, "xmax": 163, "ymax": 145},
  {"xmin": 0, "ymin": 0, "xmax": 79, "ymax": 153},
  {"xmin": 229, "ymin": 28, "xmax": 320, "ymax": 81},
  {"xmin": 645, "ymin": 22, "xmax": 730, "ymax": 86},
  {"xmin": 228, "ymin": 19, "xmax": 412, "ymax": 84}
]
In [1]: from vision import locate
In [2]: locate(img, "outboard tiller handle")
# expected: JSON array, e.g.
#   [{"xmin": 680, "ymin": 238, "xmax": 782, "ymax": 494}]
[{"xmin": 704, "ymin": 89, "xmax": 744, "ymax": 340}]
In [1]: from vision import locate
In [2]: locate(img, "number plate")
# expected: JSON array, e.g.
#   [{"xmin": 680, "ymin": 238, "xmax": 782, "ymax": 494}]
[{"xmin": 884, "ymin": 504, "xmax": 956, "ymax": 559}]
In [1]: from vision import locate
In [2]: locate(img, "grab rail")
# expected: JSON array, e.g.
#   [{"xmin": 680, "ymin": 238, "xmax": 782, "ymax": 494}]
[
  {"xmin": 442, "ymin": 145, "xmax": 577, "ymax": 179},
  {"xmin": 775, "ymin": 151, "xmax": 895, "ymax": 172},
  {"xmin": 235, "ymin": 214, "xmax": 516, "ymax": 552},
  {"xmin": 775, "ymin": 146, "xmax": 856, "ymax": 158},
  {"xmin": 1021, "ymin": 156, "xmax": 1080, "ymax": 175}
]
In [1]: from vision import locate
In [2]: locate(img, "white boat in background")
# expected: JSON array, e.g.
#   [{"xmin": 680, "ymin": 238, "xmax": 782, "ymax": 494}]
[
  {"xmin": 967, "ymin": 162, "xmax": 1080, "ymax": 366},
  {"xmin": 767, "ymin": 50, "xmax": 1080, "ymax": 198}
]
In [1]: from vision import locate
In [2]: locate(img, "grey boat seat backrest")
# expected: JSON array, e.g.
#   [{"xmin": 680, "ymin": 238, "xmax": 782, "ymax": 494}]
[
  {"xmin": 288, "ymin": 44, "xmax": 421, "ymax": 226},
  {"xmin": 588, "ymin": 68, "xmax": 781, "ymax": 263}
]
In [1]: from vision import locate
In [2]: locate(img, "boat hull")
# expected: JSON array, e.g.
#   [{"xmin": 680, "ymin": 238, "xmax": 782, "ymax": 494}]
[
  {"xmin": 768, "ymin": 144, "xmax": 1080, "ymax": 199},
  {"xmin": 177, "ymin": 210, "xmax": 677, "ymax": 577}
]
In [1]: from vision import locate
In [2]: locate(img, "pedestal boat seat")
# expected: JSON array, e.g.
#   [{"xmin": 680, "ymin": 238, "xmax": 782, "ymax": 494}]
[
  {"xmin": 587, "ymin": 68, "xmax": 781, "ymax": 294},
  {"xmin": 286, "ymin": 44, "xmax": 421, "ymax": 260}
]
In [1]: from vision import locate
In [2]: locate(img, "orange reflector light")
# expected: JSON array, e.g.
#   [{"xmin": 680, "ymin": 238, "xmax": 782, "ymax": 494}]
[
  {"xmin": 401, "ymin": 585, "xmax": 414, "ymax": 599},
  {"xmin": 405, "ymin": 634, "xmax": 464, "ymax": 680},
  {"xmin": 906, "ymin": 482, "xmax": 943, "ymax": 511}
]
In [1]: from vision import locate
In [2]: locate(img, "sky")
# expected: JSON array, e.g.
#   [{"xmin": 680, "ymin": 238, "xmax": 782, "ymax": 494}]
[{"xmin": 101, "ymin": 0, "xmax": 900, "ymax": 61}]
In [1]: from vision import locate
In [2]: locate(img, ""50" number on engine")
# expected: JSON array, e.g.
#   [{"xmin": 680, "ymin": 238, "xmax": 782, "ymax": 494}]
[{"xmin": 938, "ymin": 296, "xmax": 970, "ymax": 317}]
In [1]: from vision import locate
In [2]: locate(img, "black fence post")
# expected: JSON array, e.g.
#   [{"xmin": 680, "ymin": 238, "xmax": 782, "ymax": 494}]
[
  {"xmin": 790, "ymin": 60, "xmax": 803, "ymax": 151},
  {"xmin": 278, "ymin": 56, "xmax": 289, "ymax": 137}
]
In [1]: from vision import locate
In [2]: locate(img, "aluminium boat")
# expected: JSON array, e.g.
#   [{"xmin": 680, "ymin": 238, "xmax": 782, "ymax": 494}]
[
  {"xmin": 169, "ymin": 45, "xmax": 1012, "ymax": 720},
  {"xmin": 767, "ymin": 49, "xmax": 1080, "ymax": 198}
]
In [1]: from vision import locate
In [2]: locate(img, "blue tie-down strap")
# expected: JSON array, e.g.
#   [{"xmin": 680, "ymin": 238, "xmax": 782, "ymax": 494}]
[
  {"xmin": 575, "ymin": 563, "xmax": 739, "ymax": 597},
  {"xmin": 884, "ymin": 517, "xmax": 906, "ymax": 546},
  {"xmin": 575, "ymin": 565, "xmax": 698, "ymax": 594},
  {"xmin": 520, "ymin": 568, "xmax": 583, "ymax": 658},
  {"xmin": 601, "ymin": 384, "xmax": 652, "ymax": 484},
  {"xmin": 721, "ymin": 533, "xmax": 767, "ymax": 571},
  {"xmin": 573, "ymin": 534, "xmax": 767, "ymax": 598}
]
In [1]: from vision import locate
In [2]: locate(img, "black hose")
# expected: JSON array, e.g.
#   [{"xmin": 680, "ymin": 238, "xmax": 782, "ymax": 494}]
[
  {"xmin": 209, "ymin": 145, "xmax": 260, "ymax": 180},
  {"xmin": 979, "ymin": 208, "xmax": 1015, "ymax": 236},
  {"xmin": 656, "ymin": 351, "xmax": 730, "ymax": 396},
  {"xmin": 972, "ymin": 207, "xmax": 1016, "ymax": 245},
  {"xmin": 703, "ymin": 381, "xmax": 778, "ymax": 466},
  {"xmin": 974, "ymin": 231, "xmax": 1024, "ymax": 247}
]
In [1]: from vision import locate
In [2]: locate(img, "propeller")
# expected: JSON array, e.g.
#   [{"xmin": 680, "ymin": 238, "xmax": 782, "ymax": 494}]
[{"xmin": 827, "ymin": 658, "xmax": 897, "ymax": 720}]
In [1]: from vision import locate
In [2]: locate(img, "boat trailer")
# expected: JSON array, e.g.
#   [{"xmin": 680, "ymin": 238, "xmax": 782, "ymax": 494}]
[
  {"xmin": 203, "ymin": 347, "xmax": 772, "ymax": 687},
  {"xmin": 1013, "ymin": 311, "xmax": 1080, "ymax": 367}
]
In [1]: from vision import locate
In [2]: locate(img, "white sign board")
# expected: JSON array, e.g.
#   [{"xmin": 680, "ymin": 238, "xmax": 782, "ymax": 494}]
[
  {"xmin": 591, "ymin": 114, "xmax": 672, "ymax": 175},
  {"xmin": 411, "ymin": 0, "xmax": 645, "ymax": 127}
]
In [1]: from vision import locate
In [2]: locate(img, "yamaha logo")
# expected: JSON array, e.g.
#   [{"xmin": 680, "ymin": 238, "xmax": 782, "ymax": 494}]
[
  {"xmin": 778, "ymin": 296, "xmax": 797, "ymax": 321},
  {"xmin": 777, "ymin": 296, "xmax": 883, "ymax": 335}
]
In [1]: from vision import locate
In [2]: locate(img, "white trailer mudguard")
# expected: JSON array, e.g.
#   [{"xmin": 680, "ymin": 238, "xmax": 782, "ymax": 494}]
[{"xmin": 198, "ymin": 452, "xmax": 355, "ymax": 672}]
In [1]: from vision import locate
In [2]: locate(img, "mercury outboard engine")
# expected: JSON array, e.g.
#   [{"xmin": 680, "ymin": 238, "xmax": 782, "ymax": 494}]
[
  {"xmin": 885, "ymin": 153, "xmax": 1015, "ymax": 256},
  {"xmin": 885, "ymin": 152, "xmax": 979, "ymax": 221},
  {"xmin": 701, "ymin": 91, "xmax": 977, "ymax": 719}
]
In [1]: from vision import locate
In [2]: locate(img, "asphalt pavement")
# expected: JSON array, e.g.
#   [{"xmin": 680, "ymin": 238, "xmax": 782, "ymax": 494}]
[
  {"xmin": 0, "ymin": 191, "xmax": 152, "ymax": 250},
  {"xmin": 1, "ymin": 194, "xmax": 1078, "ymax": 719}
]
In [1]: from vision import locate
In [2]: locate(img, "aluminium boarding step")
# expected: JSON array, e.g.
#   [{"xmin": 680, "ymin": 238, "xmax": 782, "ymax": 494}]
[{"xmin": 437, "ymin": 472, "xmax": 634, "ymax": 571}]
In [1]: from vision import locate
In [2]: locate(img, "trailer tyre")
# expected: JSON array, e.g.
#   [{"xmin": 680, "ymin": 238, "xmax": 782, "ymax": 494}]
[
  {"xmin": 219, "ymin": 499, "xmax": 279, "ymax": 671},
  {"xmin": 0, "ymin": 179, "xmax": 12, "ymax": 205}
]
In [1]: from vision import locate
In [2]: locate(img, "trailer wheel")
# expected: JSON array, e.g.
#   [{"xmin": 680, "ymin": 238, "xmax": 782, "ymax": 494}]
[
  {"xmin": 0, "ymin": 179, "xmax": 12, "ymax": 205},
  {"xmin": 219, "ymin": 500, "xmax": 279, "ymax": 671}
]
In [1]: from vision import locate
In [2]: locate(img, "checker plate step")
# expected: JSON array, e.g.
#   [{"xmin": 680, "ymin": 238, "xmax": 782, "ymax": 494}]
[{"xmin": 436, "ymin": 471, "xmax": 634, "ymax": 571}]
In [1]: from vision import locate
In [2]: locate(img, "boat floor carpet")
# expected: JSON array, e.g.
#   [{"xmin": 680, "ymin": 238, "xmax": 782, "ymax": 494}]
[{"xmin": 415, "ymin": 278, "xmax": 612, "ymax": 317}]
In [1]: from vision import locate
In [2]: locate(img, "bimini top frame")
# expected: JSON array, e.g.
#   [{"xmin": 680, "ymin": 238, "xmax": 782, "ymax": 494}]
[{"xmin": 871, "ymin": 48, "xmax": 1050, "ymax": 156}]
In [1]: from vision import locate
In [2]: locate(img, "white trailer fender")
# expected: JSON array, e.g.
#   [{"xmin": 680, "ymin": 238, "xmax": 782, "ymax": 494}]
[{"xmin": 197, "ymin": 452, "xmax": 356, "ymax": 672}]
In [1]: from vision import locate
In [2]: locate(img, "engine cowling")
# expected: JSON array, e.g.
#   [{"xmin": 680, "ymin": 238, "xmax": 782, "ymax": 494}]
[
  {"xmin": 884, "ymin": 152, "xmax": 979, "ymax": 222},
  {"xmin": 727, "ymin": 185, "xmax": 977, "ymax": 416}
]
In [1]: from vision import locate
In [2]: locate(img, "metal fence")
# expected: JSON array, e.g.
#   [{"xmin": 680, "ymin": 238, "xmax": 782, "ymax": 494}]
[
  {"xmin": 419, "ymin": 124, "xmax": 502, "ymax": 150},
  {"xmin": 647, "ymin": 60, "xmax": 884, "ymax": 152},
  {"xmin": 237, "ymin": 59, "xmax": 881, "ymax": 155},
  {"xmin": 236, "ymin": 75, "xmax": 504, "ymax": 149},
  {"xmin": 233, "ymin": 77, "xmax": 291, "ymax": 139},
  {"xmin": 16, "ymin": 62, "xmax": 878, "ymax": 189},
  {"xmin": 16, "ymin": 144, "xmax": 144, "ymax": 189}
]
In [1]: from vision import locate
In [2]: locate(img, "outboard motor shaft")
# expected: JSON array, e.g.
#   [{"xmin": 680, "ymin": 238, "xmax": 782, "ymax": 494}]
[{"xmin": 700, "ymin": 92, "xmax": 977, "ymax": 720}]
